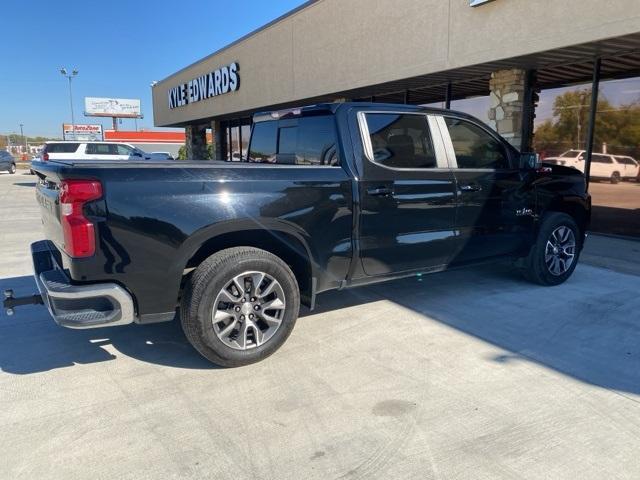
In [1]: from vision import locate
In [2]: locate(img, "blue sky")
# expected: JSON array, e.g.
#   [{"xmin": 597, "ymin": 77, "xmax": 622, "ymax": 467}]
[{"xmin": 0, "ymin": 0, "xmax": 305, "ymax": 138}]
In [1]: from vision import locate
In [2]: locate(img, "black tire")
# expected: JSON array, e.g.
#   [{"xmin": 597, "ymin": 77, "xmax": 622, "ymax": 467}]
[
  {"xmin": 521, "ymin": 212, "xmax": 581, "ymax": 286},
  {"xmin": 610, "ymin": 172, "xmax": 620, "ymax": 184},
  {"xmin": 9, "ymin": 163, "xmax": 16, "ymax": 174},
  {"xmin": 180, "ymin": 247, "xmax": 300, "ymax": 367}
]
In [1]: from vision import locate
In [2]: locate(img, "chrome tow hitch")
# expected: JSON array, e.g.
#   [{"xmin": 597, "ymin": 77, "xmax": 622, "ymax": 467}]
[{"xmin": 3, "ymin": 289, "xmax": 44, "ymax": 316}]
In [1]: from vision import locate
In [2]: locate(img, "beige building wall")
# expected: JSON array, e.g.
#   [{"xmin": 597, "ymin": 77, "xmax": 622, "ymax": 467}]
[{"xmin": 152, "ymin": 0, "xmax": 640, "ymax": 127}]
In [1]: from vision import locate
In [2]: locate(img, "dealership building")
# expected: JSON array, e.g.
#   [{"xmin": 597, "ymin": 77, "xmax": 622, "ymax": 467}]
[{"xmin": 152, "ymin": 0, "xmax": 640, "ymax": 235}]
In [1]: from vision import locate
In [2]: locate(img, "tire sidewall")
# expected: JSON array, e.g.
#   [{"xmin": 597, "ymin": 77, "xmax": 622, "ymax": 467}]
[
  {"xmin": 191, "ymin": 253, "xmax": 299, "ymax": 366},
  {"xmin": 531, "ymin": 213, "xmax": 581, "ymax": 286},
  {"xmin": 10, "ymin": 164, "xmax": 16, "ymax": 174}
]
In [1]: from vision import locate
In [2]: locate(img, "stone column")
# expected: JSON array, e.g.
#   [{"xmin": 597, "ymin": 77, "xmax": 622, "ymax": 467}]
[
  {"xmin": 211, "ymin": 120, "xmax": 225, "ymax": 161},
  {"xmin": 185, "ymin": 124, "xmax": 208, "ymax": 160},
  {"xmin": 488, "ymin": 69, "xmax": 526, "ymax": 149}
]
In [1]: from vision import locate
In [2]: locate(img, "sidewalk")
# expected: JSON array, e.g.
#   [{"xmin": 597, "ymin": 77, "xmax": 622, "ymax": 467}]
[{"xmin": 582, "ymin": 233, "xmax": 640, "ymax": 276}]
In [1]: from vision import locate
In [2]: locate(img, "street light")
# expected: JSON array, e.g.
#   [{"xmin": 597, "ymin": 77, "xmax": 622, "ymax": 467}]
[
  {"xmin": 19, "ymin": 123, "xmax": 25, "ymax": 155},
  {"xmin": 60, "ymin": 67, "xmax": 78, "ymax": 139}
]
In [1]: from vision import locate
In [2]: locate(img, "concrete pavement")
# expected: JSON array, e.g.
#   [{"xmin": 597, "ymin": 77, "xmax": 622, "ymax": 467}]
[{"xmin": 1, "ymin": 172, "xmax": 639, "ymax": 479}]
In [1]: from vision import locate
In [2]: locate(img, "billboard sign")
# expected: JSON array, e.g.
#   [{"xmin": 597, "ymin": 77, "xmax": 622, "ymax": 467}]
[
  {"xmin": 84, "ymin": 97, "xmax": 142, "ymax": 117},
  {"xmin": 62, "ymin": 123, "xmax": 104, "ymax": 141}
]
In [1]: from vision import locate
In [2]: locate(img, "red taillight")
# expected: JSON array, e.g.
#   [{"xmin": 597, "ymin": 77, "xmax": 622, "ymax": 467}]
[
  {"xmin": 60, "ymin": 180, "xmax": 102, "ymax": 258},
  {"xmin": 42, "ymin": 152, "xmax": 49, "ymax": 161}
]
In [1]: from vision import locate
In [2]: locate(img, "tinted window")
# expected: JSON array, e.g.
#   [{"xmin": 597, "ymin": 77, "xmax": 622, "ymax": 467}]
[
  {"xmin": 592, "ymin": 154, "xmax": 613, "ymax": 164},
  {"xmin": 364, "ymin": 113, "xmax": 437, "ymax": 169},
  {"xmin": 45, "ymin": 143, "xmax": 80, "ymax": 153},
  {"xmin": 86, "ymin": 143, "xmax": 116, "ymax": 155},
  {"xmin": 615, "ymin": 156, "xmax": 636, "ymax": 165},
  {"xmin": 278, "ymin": 127, "xmax": 297, "ymax": 155},
  {"xmin": 296, "ymin": 116, "xmax": 338, "ymax": 165},
  {"xmin": 249, "ymin": 121, "xmax": 277, "ymax": 162},
  {"xmin": 444, "ymin": 117, "xmax": 509, "ymax": 169},
  {"xmin": 249, "ymin": 116, "xmax": 339, "ymax": 165}
]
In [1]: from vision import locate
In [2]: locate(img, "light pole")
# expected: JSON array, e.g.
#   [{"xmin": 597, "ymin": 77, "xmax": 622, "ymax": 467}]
[
  {"xmin": 19, "ymin": 123, "xmax": 25, "ymax": 154},
  {"xmin": 60, "ymin": 68, "xmax": 78, "ymax": 139}
]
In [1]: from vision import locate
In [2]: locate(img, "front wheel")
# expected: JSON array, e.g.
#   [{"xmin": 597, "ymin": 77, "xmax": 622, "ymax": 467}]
[
  {"xmin": 180, "ymin": 247, "xmax": 300, "ymax": 367},
  {"xmin": 521, "ymin": 212, "xmax": 581, "ymax": 286},
  {"xmin": 9, "ymin": 163, "xmax": 16, "ymax": 174}
]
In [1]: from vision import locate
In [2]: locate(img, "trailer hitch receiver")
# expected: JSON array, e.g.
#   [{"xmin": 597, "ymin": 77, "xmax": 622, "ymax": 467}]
[{"xmin": 3, "ymin": 289, "xmax": 44, "ymax": 316}]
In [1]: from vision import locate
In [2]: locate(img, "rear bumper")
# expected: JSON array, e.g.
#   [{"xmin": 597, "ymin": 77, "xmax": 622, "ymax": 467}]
[{"xmin": 32, "ymin": 240, "xmax": 135, "ymax": 329}]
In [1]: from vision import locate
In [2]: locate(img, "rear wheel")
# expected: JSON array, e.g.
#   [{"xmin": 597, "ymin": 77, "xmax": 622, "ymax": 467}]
[
  {"xmin": 180, "ymin": 247, "xmax": 300, "ymax": 367},
  {"xmin": 9, "ymin": 163, "xmax": 16, "ymax": 174},
  {"xmin": 610, "ymin": 171, "xmax": 620, "ymax": 184},
  {"xmin": 521, "ymin": 212, "xmax": 581, "ymax": 286}
]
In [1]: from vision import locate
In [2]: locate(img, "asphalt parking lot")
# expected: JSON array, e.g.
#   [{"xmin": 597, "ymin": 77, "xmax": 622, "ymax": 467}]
[
  {"xmin": 589, "ymin": 181, "xmax": 640, "ymax": 237},
  {"xmin": 1, "ymin": 171, "xmax": 640, "ymax": 479}
]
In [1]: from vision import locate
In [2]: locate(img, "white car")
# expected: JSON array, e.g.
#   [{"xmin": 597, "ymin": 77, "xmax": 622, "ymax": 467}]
[
  {"xmin": 613, "ymin": 155, "xmax": 639, "ymax": 181},
  {"xmin": 587, "ymin": 154, "xmax": 634, "ymax": 184},
  {"xmin": 544, "ymin": 149, "xmax": 585, "ymax": 168},
  {"xmin": 545, "ymin": 150, "xmax": 638, "ymax": 183},
  {"xmin": 40, "ymin": 141, "xmax": 170, "ymax": 162}
]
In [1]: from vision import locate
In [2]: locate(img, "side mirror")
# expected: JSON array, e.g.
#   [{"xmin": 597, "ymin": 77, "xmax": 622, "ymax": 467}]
[
  {"xmin": 132, "ymin": 151, "xmax": 143, "ymax": 158},
  {"xmin": 519, "ymin": 152, "xmax": 540, "ymax": 170}
]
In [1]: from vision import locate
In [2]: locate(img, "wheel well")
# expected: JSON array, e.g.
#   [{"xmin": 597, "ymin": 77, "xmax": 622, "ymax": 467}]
[
  {"xmin": 544, "ymin": 201, "xmax": 589, "ymax": 237},
  {"xmin": 184, "ymin": 230, "xmax": 313, "ymax": 305}
]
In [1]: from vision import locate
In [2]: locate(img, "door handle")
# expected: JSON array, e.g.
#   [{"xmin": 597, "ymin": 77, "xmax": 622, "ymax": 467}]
[
  {"xmin": 459, "ymin": 183, "xmax": 482, "ymax": 192},
  {"xmin": 367, "ymin": 186, "xmax": 393, "ymax": 197}
]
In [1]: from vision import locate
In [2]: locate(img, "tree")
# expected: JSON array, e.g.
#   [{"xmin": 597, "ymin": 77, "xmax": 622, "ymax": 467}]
[
  {"xmin": 177, "ymin": 143, "xmax": 214, "ymax": 160},
  {"xmin": 534, "ymin": 88, "xmax": 640, "ymax": 159}
]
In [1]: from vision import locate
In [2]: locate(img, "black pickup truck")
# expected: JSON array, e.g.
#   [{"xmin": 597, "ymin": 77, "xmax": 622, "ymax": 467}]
[{"xmin": 11, "ymin": 103, "xmax": 590, "ymax": 366}]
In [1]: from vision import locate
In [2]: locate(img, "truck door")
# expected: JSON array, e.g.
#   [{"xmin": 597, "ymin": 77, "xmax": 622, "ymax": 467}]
[
  {"xmin": 437, "ymin": 115, "xmax": 532, "ymax": 264},
  {"xmin": 356, "ymin": 110, "xmax": 458, "ymax": 276}
]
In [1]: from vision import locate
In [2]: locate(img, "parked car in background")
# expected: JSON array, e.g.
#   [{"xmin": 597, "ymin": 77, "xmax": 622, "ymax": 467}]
[
  {"xmin": 0, "ymin": 150, "xmax": 17, "ymax": 174},
  {"xmin": 149, "ymin": 151, "xmax": 175, "ymax": 160},
  {"xmin": 544, "ymin": 149, "xmax": 585, "ymax": 168},
  {"xmin": 587, "ymin": 154, "xmax": 630, "ymax": 184},
  {"xmin": 40, "ymin": 141, "xmax": 173, "ymax": 162},
  {"xmin": 544, "ymin": 149, "xmax": 638, "ymax": 183},
  {"xmin": 613, "ymin": 155, "xmax": 639, "ymax": 181}
]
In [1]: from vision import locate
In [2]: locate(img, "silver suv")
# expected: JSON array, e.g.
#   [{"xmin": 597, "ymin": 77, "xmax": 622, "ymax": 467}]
[{"xmin": 0, "ymin": 150, "xmax": 16, "ymax": 174}]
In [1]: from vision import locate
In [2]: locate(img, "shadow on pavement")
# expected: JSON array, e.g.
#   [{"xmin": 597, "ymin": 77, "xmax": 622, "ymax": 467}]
[
  {"xmin": 367, "ymin": 263, "xmax": 640, "ymax": 396},
  {"xmin": 591, "ymin": 205, "xmax": 640, "ymax": 237},
  {"xmin": 12, "ymin": 182, "xmax": 36, "ymax": 187},
  {"xmin": 0, "ymin": 276, "xmax": 217, "ymax": 374},
  {"xmin": 2, "ymin": 263, "xmax": 639, "ymax": 397}
]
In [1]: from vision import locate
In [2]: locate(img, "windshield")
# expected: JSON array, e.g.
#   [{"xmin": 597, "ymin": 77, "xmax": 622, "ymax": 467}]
[{"xmin": 560, "ymin": 150, "xmax": 582, "ymax": 158}]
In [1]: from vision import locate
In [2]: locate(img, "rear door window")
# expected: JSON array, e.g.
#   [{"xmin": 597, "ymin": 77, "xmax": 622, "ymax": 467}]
[
  {"xmin": 592, "ymin": 154, "xmax": 612, "ymax": 164},
  {"xmin": 45, "ymin": 143, "xmax": 80, "ymax": 153},
  {"xmin": 86, "ymin": 143, "xmax": 115, "ymax": 155},
  {"xmin": 363, "ymin": 113, "xmax": 437, "ymax": 169}
]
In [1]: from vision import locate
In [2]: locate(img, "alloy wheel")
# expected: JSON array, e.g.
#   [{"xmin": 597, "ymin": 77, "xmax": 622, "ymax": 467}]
[
  {"xmin": 544, "ymin": 226, "xmax": 576, "ymax": 276},
  {"xmin": 211, "ymin": 270, "xmax": 286, "ymax": 350}
]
